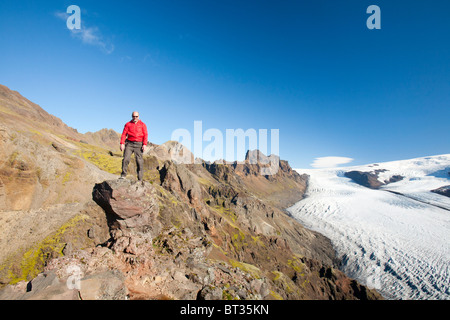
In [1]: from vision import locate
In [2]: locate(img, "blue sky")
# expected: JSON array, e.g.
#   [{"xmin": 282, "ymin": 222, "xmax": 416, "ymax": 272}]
[{"xmin": 1, "ymin": 0, "xmax": 449, "ymax": 168}]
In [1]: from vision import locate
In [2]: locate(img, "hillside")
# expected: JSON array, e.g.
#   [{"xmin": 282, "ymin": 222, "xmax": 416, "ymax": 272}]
[{"xmin": 0, "ymin": 84, "xmax": 381, "ymax": 300}]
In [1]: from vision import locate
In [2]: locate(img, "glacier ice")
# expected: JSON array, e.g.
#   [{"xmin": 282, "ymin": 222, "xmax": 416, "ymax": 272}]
[{"xmin": 288, "ymin": 154, "xmax": 450, "ymax": 300}]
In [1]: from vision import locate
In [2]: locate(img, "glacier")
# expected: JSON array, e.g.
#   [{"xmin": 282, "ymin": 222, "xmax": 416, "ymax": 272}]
[{"xmin": 288, "ymin": 154, "xmax": 450, "ymax": 300}]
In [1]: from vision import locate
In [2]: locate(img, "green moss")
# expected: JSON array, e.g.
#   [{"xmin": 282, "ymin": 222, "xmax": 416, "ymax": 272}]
[
  {"xmin": 9, "ymin": 132, "xmax": 17, "ymax": 141},
  {"xmin": 170, "ymin": 216, "xmax": 182, "ymax": 229},
  {"xmin": 197, "ymin": 177, "xmax": 213, "ymax": 186},
  {"xmin": 212, "ymin": 243, "xmax": 228, "ymax": 256},
  {"xmin": 222, "ymin": 289, "xmax": 236, "ymax": 300},
  {"xmin": 35, "ymin": 167, "xmax": 42, "ymax": 180},
  {"xmin": 4, "ymin": 214, "xmax": 89, "ymax": 284},
  {"xmin": 222, "ymin": 288, "xmax": 243, "ymax": 300},
  {"xmin": 271, "ymin": 270, "xmax": 294, "ymax": 294},
  {"xmin": 62, "ymin": 171, "xmax": 72, "ymax": 184},
  {"xmin": 251, "ymin": 235, "xmax": 265, "ymax": 247},
  {"xmin": 157, "ymin": 186, "xmax": 181, "ymax": 207},
  {"xmin": 210, "ymin": 204, "xmax": 238, "ymax": 226},
  {"xmin": 28, "ymin": 128, "xmax": 42, "ymax": 136},
  {"xmin": 269, "ymin": 290, "xmax": 283, "ymax": 300},
  {"xmin": 74, "ymin": 149, "xmax": 122, "ymax": 175},
  {"xmin": 8, "ymin": 151, "xmax": 19, "ymax": 166},
  {"xmin": 0, "ymin": 105, "xmax": 16, "ymax": 116},
  {"xmin": 229, "ymin": 259, "xmax": 261, "ymax": 279},
  {"xmin": 287, "ymin": 256, "xmax": 305, "ymax": 275},
  {"xmin": 272, "ymin": 270, "xmax": 283, "ymax": 281},
  {"xmin": 231, "ymin": 230, "xmax": 247, "ymax": 251}
]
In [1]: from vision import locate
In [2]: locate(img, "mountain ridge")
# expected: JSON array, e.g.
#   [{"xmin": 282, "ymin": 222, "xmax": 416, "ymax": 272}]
[{"xmin": 0, "ymin": 84, "xmax": 382, "ymax": 300}]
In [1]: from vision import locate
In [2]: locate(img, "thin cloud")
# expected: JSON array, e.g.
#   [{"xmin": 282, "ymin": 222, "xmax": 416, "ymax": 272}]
[
  {"xmin": 54, "ymin": 11, "xmax": 68, "ymax": 21},
  {"xmin": 120, "ymin": 55, "xmax": 132, "ymax": 62},
  {"xmin": 310, "ymin": 156, "xmax": 354, "ymax": 168},
  {"xmin": 54, "ymin": 11, "xmax": 114, "ymax": 54}
]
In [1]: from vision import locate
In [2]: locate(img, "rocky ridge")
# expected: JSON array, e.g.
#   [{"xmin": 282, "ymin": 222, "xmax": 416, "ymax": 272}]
[{"xmin": 0, "ymin": 84, "xmax": 382, "ymax": 300}]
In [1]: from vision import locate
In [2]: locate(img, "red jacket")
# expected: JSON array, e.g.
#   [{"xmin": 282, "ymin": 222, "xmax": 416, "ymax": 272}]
[{"xmin": 120, "ymin": 120, "xmax": 148, "ymax": 145}]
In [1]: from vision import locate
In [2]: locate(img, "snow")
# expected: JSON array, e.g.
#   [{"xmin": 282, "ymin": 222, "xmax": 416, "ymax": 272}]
[{"xmin": 288, "ymin": 154, "xmax": 450, "ymax": 300}]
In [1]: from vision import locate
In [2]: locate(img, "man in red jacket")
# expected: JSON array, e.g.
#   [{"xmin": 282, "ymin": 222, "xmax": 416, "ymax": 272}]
[{"xmin": 119, "ymin": 111, "xmax": 148, "ymax": 181}]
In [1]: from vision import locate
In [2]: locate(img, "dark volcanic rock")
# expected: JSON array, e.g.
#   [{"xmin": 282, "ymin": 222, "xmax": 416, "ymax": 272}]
[
  {"xmin": 385, "ymin": 175, "xmax": 404, "ymax": 184},
  {"xmin": 344, "ymin": 171, "xmax": 384, "ymax": 189},
  {"xmin": 345, "ymin": 169, "xmax": 404, "ymax": 190},
  {"xmin": 431, "ymin": 185, "xmax": 450, "ymax": 198}
]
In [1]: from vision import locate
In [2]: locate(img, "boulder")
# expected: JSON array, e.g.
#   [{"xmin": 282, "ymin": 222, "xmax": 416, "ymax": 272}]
[
  {"xmin": 0, "ymin": 271, "xmax": 79, "ymax": 300},
  {"xmin": 92, "ymin": 179, "xmax": 161, "ymax": 255},
  {"xmin": 197, "ymin": 285, "xmax": 222, "ymax": 300},
  {"xmin": 79, "ymin": 270, "xmax": 127, "ymax": 300},
  {"xmin": 92, "ymin": 179, "xmax": 160, "ymax": 234}
]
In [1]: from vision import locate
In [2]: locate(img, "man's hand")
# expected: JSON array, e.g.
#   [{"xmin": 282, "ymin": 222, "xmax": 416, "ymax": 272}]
[
  {"xmin": 142, "ymin": 144, "xmax": 146, "ymax": 153},
  {"xmin": 120, "ymin": 144, "xmax": 125, "ymax": 152}
]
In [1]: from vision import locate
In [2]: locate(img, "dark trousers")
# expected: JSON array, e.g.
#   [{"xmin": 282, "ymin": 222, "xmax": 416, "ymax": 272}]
[{"xmin": 121, "ymin": 141, "xmax": 144, "ymax": 180}]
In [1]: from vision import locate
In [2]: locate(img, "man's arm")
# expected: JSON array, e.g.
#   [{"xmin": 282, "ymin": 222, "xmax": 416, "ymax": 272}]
[
  {"xmin": 142, "ymin": 123, "xmax": 148, "ymax": 152},
  {"xmin": 120, "ymin": 123, "xmax": 128, "ymax": 151}
]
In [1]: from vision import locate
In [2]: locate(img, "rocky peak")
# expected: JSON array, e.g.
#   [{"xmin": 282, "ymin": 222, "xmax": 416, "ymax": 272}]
[
  {"xmin": 245, "ymin": 149, "xmax": 279, "ymax": 164},
  {"xmin": 84, "ymin": 129, "xmax": 122, "ymax": 151},
  {"xmin": 0, "ymin": 84, "xmax": 83, "ymax": 141}
]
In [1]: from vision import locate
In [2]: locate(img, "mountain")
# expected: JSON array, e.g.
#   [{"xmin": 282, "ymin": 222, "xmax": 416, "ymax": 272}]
[
  {"xmin": 0, "ymin": 84, "xmax": 84, "ymax": 141},
  {"xmin": 0, "ymin": 84, "xmax": 381, "ymax": 300},
  {"xmin": 289, "ymin": 155, "xmax": 450, "ymax": 299},
  {"xmin": 84, "ymin": 129, "xmax": 122, "ymax": 152}
]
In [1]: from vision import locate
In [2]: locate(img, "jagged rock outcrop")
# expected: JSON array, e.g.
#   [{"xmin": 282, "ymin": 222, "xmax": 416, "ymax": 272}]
[
  {"xmin": 147, "ymin": 140, "xmax": 195, "ymax": 164},
  {"xmin": 158, "ymin": 160, "xmax": 203, "ymax": 209},
  {"xmin": 345, "ymin": 170, "xmax": 404, "ymax": 189},
  {"xmin": 431, "ymin": 185, "xmax": 450, "ymax": 198},
  {"xmin": 92, "ymin": 179, "xmax": 162, "ymax": 256},
  {"xmin": 93, "ymin": 179, "xmax": 161, "ymax": 233}
]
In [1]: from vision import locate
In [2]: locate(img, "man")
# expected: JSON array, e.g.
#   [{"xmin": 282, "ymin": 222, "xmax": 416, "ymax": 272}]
[{"xmin": 119, "ymin": 111, "xmax": 148, "ymax": 181}]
